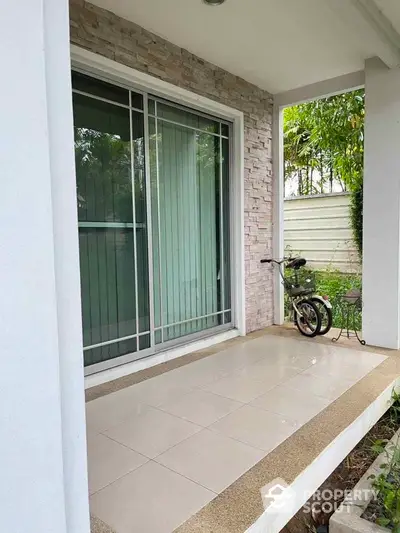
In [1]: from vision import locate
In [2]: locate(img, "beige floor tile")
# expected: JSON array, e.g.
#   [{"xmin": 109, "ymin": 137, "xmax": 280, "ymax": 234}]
[
  {"xmin": 201, "ymin": 373, "xmax": 279, "ymax": 403},
  {"xmin": 248, "ymin": 335, "xmax": 325, "ymax": 364},
  {"xmin": 209, "ymin": 404, "xmax": 299, "ymax": 452},
  {"xmin": 86, "ymin": 388, "xmax": 149, "ymax": 433},
  {"xmin": 85, "ymin": 333, "xmax": 385, "ymax": 532},
  {"xmin": 155, "ymin": 428, "xmax": 264, "ymax": 493},
  {"xmin": 121, "ymin": 372, "xmax": 194, "ymax": 407},
  {"xmin": 164, "ymin": 359, "xmax": 232, "ymax": 388},
  {"xmin": 306, "ymin": 359, "xmax": 372, "ymax": 381},
  {"xmin": 316, "ymin": 346, "xmax": 386, "ymax": 366},
  {"xmin": 233, "ymin": 359, "xmax": 301, "ymax": 382},
  {"xmin": 104, "ymin": 405, "xmax": 201, "ymax": 459},
  {"xmin": 87, "ymin": 432, "xmax": 148, "ymax": 494},
  {"xmin": 159, "ymin": 389, "xmax": 243, "ymax": 427},
  {"xmin": 250, "ymin": 384, "xmax": 331, "ymax": 424},
  {"xmin": 284, "ymin": 371, "xmax": 356, "ymax": 401},
  {"xmin": 208, "ymin": 342, "xmax": 269, "ymax": 368},
  {"xmin": 90, "ymin": 461, "xmax": 214, "ymax": 533},
  {"xmin": 306, "ymin": 349, "xmax": 386, "ymax": 379},
  {"xmin": 259, "ymin": 348, "xmax": 320, "ymax": 370},
  {"xmin": 244, "ymin": 339, "xmax": 322, "ymax": 370}
]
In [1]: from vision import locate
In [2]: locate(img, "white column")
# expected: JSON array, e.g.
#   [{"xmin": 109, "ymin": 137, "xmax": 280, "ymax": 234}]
[
  {"xmin": 363, "ymin": 58, "xmax": 400, "ymax": 348},
  {"xmin": 0, "ymin": 1, "xmax": 90, "ymax": 532},
  {"xmin": 272, "ymin": 104, "xmax": 285, "ymax": 325}
]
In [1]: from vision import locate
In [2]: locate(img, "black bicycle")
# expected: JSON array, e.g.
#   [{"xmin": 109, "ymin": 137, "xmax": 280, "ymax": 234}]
[{"xmin": 261, "ymin": 257, "xmax": 332, "ymax": 337}]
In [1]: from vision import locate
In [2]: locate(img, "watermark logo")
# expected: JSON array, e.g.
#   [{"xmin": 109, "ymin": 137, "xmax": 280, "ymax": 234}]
[
  {"xmin": 261, "ymin": 478, "xmax": 297, "ymax": 515},
  {"xmin": 303, "ymin": 487, "xmax": 379, "ymax": 516},
  {"xmin": 260, "ymin": 479, "xmax": 379, "ymax": 517}
]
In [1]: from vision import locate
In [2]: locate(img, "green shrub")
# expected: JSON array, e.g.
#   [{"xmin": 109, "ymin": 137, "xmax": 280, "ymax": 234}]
[
  {"xmin": 315, "ymin": 270, "xmax": 362, "ymax": 329},
  {"xmin": 368, "ymin": 391, "xmax": 400, "ymax": 531},
  {"xmin": 284, "ymin": 269, "xmax": 362, "ymax": 330},
  {"xmin": 350, "ymin": 182, "xmax": 363, "ymax": 261}
]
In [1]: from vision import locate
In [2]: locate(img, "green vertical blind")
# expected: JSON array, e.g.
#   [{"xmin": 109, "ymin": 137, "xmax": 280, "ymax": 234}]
[{"xmin": 72, "ymin": 71, "xmax": 231, "ymax": 368}]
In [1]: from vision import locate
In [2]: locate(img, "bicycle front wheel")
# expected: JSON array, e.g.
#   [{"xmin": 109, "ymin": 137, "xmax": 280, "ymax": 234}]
[{"xmin": 294, "ymin": 299, "xmax": 321, "ymax": 337}]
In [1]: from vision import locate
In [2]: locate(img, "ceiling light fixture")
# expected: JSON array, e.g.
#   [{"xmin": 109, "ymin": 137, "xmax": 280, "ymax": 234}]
[{"xmin": 203, "ymin": 0, "xmax": 226, "ymax": 5}]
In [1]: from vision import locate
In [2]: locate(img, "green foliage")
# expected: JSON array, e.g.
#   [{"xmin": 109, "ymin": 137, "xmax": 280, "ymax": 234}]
[
  {"xmin": 284, "ymin": 90, "xmax": 364, "ymax": 257},
  {"xmin": 284, "ymin": 90, "xmax": 364, "ymax": 195},
  {"xmin": 350, "ymin": 182, "xmax": 363, "ymax": 260},
  {"xmin": 314, "ymin": 270, "xmax": 361, "ymax": 329}
]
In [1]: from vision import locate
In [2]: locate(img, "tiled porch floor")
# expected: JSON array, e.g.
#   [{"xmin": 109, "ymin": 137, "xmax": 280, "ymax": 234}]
[{"xmin": 86, "ymin": 333, "xmax": 386, "ymax": 533}]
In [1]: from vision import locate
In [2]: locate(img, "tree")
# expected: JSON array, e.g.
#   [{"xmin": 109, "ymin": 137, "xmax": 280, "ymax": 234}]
[
  {"xmin": 284, "ymin": 90, "xmax": 364, "ymax": 195},
  {"xmin": 283, "ymin": 90, "xmax": 364, "ymax": 259}
]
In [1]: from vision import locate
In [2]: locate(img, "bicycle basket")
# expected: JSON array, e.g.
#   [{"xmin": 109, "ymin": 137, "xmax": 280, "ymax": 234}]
[{"xmin": 284, "ymin": 271, "xmax": 316, "ymax": 297}]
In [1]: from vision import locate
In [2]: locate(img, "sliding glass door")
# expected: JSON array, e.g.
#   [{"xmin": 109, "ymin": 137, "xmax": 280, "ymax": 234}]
[
  {"xmin": 72, "ymin": 71, "xmax": 232, "ymax": 370},
  {"xmin": 149, "ymin": 101, "xmax": 231, "ymax": 343}
]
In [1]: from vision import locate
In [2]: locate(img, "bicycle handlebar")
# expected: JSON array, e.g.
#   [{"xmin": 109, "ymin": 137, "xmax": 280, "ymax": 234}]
[{"xmin": 260, "ymin": 257, "xmax": 291, "ymax": 265}]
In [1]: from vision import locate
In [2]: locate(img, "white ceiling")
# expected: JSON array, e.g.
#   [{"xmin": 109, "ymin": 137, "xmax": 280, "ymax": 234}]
[
  {"xmin": 90, "ymin": 0, "xmax": 400, "ymax": 94},
  {"xmin": 375, "ymin": 0, "xmax": 400, "ymax": 34}
]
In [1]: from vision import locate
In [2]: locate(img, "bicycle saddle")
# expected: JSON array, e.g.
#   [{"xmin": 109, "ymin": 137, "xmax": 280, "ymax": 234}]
[{"xmin": 286, "ymin": 257, "xmax": 306, "ymax": 269}]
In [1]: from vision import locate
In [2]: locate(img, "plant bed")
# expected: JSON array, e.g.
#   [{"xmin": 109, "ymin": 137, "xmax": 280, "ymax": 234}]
[
  {"xmin": 361, "ymin": 430, "xmax": 400, "ymax": 531},
  {"xmin": 281, "ymin": 402, "xmax": 400, "ymax": 533},
  {"xmin": 330, "ymin": 429, "xmax": 400, "ymax": 533}
]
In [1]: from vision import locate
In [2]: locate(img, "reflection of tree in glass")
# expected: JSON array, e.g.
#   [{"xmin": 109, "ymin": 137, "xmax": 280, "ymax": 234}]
[
  {"xmin": 196, "ymin": 132, "xmax": 219, "ymax": 173},
  {"xmin": 74, "ymin": 127, "xmax": 146, "ymax": 223}
]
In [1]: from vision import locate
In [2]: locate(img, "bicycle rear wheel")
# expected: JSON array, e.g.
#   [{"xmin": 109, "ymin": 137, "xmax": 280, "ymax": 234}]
[
  {"xmin": 310, "ymin": 297, "xmax": 333, "ymax": 336},
  {"xmin": 294, "ymin": 299, "xmax": 321, "ymax": 337}
]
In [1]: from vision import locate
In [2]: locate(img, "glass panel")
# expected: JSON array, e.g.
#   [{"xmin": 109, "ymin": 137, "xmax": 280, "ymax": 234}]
[
  {"xmin": 83, "ymin": 337, "xmax": 137, "ymax": 367},
  {"xmin": 197, "ymin": 131, "xmax": 221, "ymax": 331},
  {"xmin": 148, "ymin": 98, "xmax": 155, "ymax": 115},
  {"xmin": 72, "ymin": 71, "xmax": 130, "ymax": 106},
  {"xmin": 139, "ymin": 334, "xmax": 150, "ymax": 351},
  {"xmin": 150, "ymin": 106, "xmax": 223, "ymax": 342},
  {"xmin": 224, "ymin": 311, "xmax": 232, "ymax": 324},
  {"xmin": 155, "ymin": 329, "xmax": 162, "ymax": 345},
  {"xmin": 73, "ymin": 72, "xmax": 232, "ymax": 368},
  {"xmin": 78, "ymin": 228, "xmax": 137, "ymax": 365},
  {"xmin": 73, "ymin": 94, "xmax": 132, "ymax": 223},
  {"xmin": 149, "ymin": 117, "xmax": 162, "ymax": 330},
  {"xmin": 163, "ymin": 316, "xmax": 219, "ymax": 342},
  {"xmin": 221, "ymin": 123, "xmax": 229, "ymax": 137},
  {"xmin": 155, "ymin": 101, "xmax": 219, "ymax": 134},
  {"xmin": 222, "ymin": 137, "xmax": 231, "ymax": 311},
  {"xmin": 132, "ymin": 111, "xmax": 150, "ymax": 333},
  {"xmin": 73, "ymin": 92, "xmax": 147, "ymax": 367},
  {"xmin": 131, "ymin": 91, "xmax": 144, "ymax": 111}
]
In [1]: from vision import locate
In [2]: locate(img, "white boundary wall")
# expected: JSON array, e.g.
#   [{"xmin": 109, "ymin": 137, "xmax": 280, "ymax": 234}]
[{"xmin": 284, "ymin": 192, "xmax": 360, "ymax": 272}]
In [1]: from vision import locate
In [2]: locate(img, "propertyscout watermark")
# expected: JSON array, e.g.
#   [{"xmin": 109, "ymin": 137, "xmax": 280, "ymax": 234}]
[{"xmin": 261, "ymin": 478, "xmax": 379, "ymax": 516}]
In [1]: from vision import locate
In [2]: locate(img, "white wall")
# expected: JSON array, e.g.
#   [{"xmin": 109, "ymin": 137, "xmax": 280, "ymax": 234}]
[
  {"xmin": 363, "ymin": 58, "xmax": 400, "ymax": 349},
  {"xmin": 284, "ymin": 193, "xmax": 359, "ymax": 272},
  {"xmin": 0, "ymin": 0, "xmax": 90, "ymax": 531}
]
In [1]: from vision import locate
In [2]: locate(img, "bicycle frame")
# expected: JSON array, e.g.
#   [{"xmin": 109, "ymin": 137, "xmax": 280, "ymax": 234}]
[
  {"xmin": 261, "ymin": 256, "xmax": 333, "ymax": 337},
  {"xmin": 261, "ymin": 258, "xmax": 309, "ymax": 320}
]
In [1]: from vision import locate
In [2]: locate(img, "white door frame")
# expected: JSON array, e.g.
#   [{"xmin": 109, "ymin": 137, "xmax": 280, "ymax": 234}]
[{"xmin": 70, "ymin": 45, "xmax": 246, "ymax": 375}]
